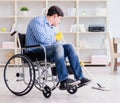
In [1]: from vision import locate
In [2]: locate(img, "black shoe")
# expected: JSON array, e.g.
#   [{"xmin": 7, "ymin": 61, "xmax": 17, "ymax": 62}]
[
  {"xmin": 77, "ymin": 78, "xmax": 91, "ymax": 88},
  {"xmin": 59, "ymin": 78, "xmax": 80, "ymax": 90},
  {"xmin": 77, "ymin": 82, "xmax": 87, "ymax": 88},
  {"xmin": 80, "ymin": 78, "xmax": 91, "ymax": 84}
]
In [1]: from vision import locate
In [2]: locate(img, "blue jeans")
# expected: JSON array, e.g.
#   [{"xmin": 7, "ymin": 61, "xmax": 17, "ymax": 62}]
[{"xmin": 32, "ymin": 44, "xmax": 84, "ymax": 81}]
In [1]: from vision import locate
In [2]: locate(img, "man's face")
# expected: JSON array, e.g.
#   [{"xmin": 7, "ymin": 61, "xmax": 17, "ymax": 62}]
[{"xmin": 53, "ymin": 14, "xmax": 62, "ymax": 26}]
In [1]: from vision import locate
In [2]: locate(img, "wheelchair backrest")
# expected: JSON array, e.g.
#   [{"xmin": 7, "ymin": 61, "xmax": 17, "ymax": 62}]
[
  {"xmin": 18, "ymin": 33, "xmax": 26, "ymax": 48},
  {"xmin": 18, "ymin": 33, "xmax": 46, "ymax": 61}
]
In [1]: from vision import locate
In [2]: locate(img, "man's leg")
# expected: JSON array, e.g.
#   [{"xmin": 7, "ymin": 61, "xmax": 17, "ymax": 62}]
[
  {"xmin": 46, "ymin": 44, "xmax": 68, "ymax": 82},
  {"xmin": 63, "ymin": 44, "xmax": 90, "ymax": 84},
  {"xmin": 63, "ymin": 44, "xmax": 83, "ymax": 80},
  {"xmin": 46, "ymin": 44, "xmax": 80, "ymax": 90}
]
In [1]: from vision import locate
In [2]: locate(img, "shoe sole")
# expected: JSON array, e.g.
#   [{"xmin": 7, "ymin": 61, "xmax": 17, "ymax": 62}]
[
  {"xmin": 83, "ymin": 80, "xmax": 92, "ymax": 85},
  {"xmin": 77, "ymin": 83, "xmax": 87, "ymax": 88},
  {"xmin": 59, "ymin": 87, "xmax": 67, "ymax": 90},
  {"xmin": 77, "ymin": 81, "xmax": 92, "ymax": 88},
  {"xmin": 68, "ymin": 80, "xmax": 80, "ymax": 86}
]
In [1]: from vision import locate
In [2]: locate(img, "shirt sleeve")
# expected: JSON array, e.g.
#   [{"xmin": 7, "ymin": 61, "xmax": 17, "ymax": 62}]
[{"xmin": 30, "ymin": 18, "xmax": 56, "ymax": 45}]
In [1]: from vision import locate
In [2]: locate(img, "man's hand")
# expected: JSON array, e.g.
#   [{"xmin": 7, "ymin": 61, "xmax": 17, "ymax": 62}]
[{"xmin": 56, "ymin": 32, "xmax": 63, "ymax": 41}]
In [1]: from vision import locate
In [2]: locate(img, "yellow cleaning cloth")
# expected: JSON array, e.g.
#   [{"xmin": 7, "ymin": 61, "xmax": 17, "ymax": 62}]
[{"xmin": 56, "ymin": 32, "xmax": 63, "ymax": 41}]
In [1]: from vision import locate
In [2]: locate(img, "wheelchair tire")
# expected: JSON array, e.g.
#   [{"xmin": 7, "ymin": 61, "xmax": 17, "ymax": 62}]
[
  {"xmin": 42, "ymin": 85, "xmax": 51, "ymax": 98},
  {"xmin": 4, "ymin": 54, "xmax": 35, "ymax": 96},
  {"xmin": 67, "ymin": 85, "xmax": 77, "ymax": 94}
]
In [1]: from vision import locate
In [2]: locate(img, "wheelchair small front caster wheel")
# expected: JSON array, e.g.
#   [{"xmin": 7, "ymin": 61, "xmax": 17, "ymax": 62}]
[
  {"xmin": 67, "ymin": 85, "xmax": 77, "ymax": 94},
  {"xmin": 42, "ymin": 85, "xmax": 51, "ymax": 98}
]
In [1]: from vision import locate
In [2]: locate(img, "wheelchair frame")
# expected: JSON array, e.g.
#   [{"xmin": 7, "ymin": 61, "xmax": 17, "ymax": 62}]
[{"xmin": 3, "ymin": 31, "xmax": 78, "ymax": 98}]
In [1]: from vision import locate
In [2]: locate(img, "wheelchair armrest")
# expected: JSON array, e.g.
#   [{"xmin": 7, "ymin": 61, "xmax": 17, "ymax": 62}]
[
  {"xmin": 24, "ymin": 45, "xmax": 40, "ymax": 49},
  {"xmin": 22, "ymin": 45, "xmax": 46, "ymax": 52}
]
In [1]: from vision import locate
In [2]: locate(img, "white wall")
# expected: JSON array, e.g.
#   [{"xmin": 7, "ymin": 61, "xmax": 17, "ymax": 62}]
[
  {"xmin": 108, "ymin": 0, "xmax": 120, "ymax": 61},
  {"xmin": 108, "ymin": 0, "xmax": 120, "ymax": 37}
]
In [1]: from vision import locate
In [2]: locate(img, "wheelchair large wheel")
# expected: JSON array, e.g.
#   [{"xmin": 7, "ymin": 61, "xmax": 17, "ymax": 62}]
[{"xmin": 4, "ymin": 54, "xmax": 35, "ymax": 96}]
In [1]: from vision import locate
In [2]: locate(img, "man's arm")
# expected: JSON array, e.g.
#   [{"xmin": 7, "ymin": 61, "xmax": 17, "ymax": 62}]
[{"xmin": 30, "ymin": 19, "xmax": 56, "ymax": 45}]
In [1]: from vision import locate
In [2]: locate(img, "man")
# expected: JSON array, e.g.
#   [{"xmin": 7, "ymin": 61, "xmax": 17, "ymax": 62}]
[{"xmin": 26, "ymin": 5, "xmax": 90, "ymax": 90}]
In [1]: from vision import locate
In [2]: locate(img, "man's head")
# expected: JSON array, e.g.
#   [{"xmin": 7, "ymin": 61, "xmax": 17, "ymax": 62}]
[{"xmin": 47, "ymin": 6, "xmax": 64, "ymax": 26}]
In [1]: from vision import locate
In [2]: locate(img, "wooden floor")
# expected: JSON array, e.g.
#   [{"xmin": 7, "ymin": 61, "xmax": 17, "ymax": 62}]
[{"xmin": 0, "ymin": 66, "xmax": 120, "ymax": 103}]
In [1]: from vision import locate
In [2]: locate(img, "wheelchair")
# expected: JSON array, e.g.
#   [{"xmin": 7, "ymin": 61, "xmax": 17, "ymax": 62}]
[{"xmin": 3, "ymin": 31, "xmax": 78, "ymax": 98}]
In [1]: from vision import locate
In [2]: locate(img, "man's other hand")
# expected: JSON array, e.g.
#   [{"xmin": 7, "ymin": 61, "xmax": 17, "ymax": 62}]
[{"xmin": 56, "ymin": 32, "xmax": 63, "ymax": 41}]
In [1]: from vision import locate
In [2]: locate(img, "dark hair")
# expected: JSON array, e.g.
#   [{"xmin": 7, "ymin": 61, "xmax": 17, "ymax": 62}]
[{"xmin": 47, "ymin": 6, "xmax": 64, "ymax": 17}]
